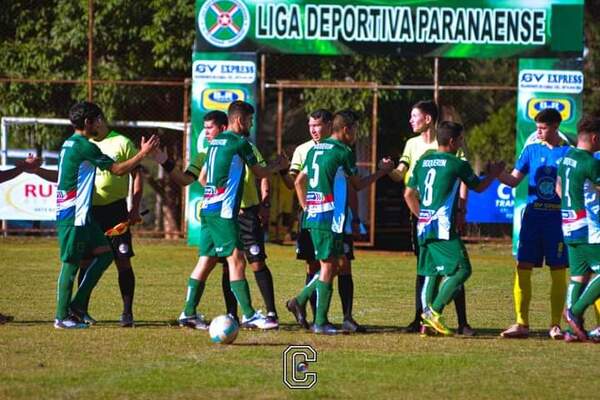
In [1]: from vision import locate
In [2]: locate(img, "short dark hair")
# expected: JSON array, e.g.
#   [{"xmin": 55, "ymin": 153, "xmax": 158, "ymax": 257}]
[
  {"xmin": 332, "ymin": 109, "xmax": 360, "ymax": 132},
  {"xmin": 228, "ymin": 100, "xmax": 254, "ymax": 121},
  {"xmin": 203, "ymin": 110, "xmax": 228, "ymax": 127},
  {"xmin": 413, "ymin": 100, "xmax": 438, "ymax": 124},
  {"xmin": 535, "ymin": 108, "xmax": 562, "ymax": 125},
  {"xmin": 69, "ymin": 101, "xmax": 104, "ymax": 130},
  {"xmin": 310, "ymin": 109, "xmax": 333, "ymax": 123},
  {"xmin": 577, "ymin": 116, "xmax": 600, "ymax": 136},
  {"xmin": 437, "ymin": 121, "xmax": 464, "ymax": 145}
]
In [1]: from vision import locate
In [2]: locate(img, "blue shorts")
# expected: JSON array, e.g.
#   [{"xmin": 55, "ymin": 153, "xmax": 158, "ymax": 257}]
[{"xmin": 517, "ymin": 207, "xmax": 568, "ymax": 267}]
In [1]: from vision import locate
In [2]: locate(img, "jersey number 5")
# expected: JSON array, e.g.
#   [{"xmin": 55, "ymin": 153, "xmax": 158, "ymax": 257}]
[{"xmin": 309, "ymin": 151, "xmax": 324, "ymax": 188}]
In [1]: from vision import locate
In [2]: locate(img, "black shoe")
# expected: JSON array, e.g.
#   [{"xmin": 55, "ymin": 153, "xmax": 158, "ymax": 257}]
[
  {"xmin": 68, "ymin": 306, "xmax": 86, "ymax": 323},
  {"xmin": 312, "ymin": 322, "xmax": 340, "ymax": 335},
  {"xmin": 400, "ymin": 320, "xmax": 421, "ymax": 333},
  {"xmin": 120, "ymin": 313, "xmax": 134, "ymax": 328},
  {"xmin": 0, "ymin": 313, "xmax": 14, "ymax": 324},
  {"xmin": 457, "ymin": 324, "xmax": 476, "ymax": 336},
  {"xmin": 342, "ymin": 318, "xmax": 366, "ymax": 333},
  {"xmin": 286, "ymin": 298, "xmax": 309, "ymax": 329}
]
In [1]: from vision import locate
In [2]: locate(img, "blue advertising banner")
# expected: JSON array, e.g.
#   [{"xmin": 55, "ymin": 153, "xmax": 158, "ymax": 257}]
[{"xmin": 466, "ymin": 179, "xmax": 514, "ymax": 224}]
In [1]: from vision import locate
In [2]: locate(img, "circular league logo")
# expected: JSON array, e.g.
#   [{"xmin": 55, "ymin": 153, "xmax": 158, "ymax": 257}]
[{"xmin": 198, "ymin": 0, "xmax": 250, "ymax": 48}]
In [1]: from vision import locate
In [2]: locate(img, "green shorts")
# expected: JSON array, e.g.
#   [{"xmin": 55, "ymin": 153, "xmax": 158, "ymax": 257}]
[
  {"xmin": 198, "ymin": 215, "xmax": 242, "ymax": 258},
  {"xmin": 57, "ymin": 222, "xmax": 109, "ymax": 263},
  {"xmin": 309, "ymin": 229, "xmax": 344, "ymax": 261},
  {"xmin": 418, "ymin": 238, "xmax": 472, "ymax": 277},
  {"xmin": 566, "ymin": 243, "xmax": 600, "ymax": 276}
]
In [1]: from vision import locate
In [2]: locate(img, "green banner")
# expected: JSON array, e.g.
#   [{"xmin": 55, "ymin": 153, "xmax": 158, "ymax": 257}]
[
  {"xmin": 512, "ymin": 58, "xmax": 583, "ymax": 254},
  {"xmin": 195, "ymin": 0, "xmax": 583, "ymax": 58},
  {"xmin": 187, "ymin": 52, "xmax": 257, "ymax": 245}
]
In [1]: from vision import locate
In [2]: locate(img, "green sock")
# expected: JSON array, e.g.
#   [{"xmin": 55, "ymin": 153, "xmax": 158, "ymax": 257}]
[
  {"xmin": 55, "ymin": 262, "xmax": 79, "ymax": 320},
  {"xmin": 566, "ymin": 279, "xmax": 584, "ymax": 309},
  {"xmin": 432, "ymin": 265, "xmax": 471, "ymax": 313},
  {"xmin": 297, "ymin": 272, "xmax": 320, "ymax": 306},
  {"xmin": 183, "ymin": 278, "xmax": 205, "ymax": 317},
  {"xmin": 315, "ymin": 280, "xmax": 333, "ymax": 326},
  {"xmin": 573, "ymin": 275, "xmax": 600, "ymax": 316},
  {"xmin": 230, "ymin": 279, "xmax": 255, "ymax": 319},
  {"xmin": 70, "ymin": 252, "xmax": 113, "ymax": 312},
  {"xmin": 421, "ymin": 275, "xmax": 437, "ymax": 311}
]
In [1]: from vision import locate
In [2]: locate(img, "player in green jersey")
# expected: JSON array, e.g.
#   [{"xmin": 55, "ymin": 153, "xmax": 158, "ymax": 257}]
[
  {"xmin": 69, "ymin": 120, "xmax": 145, "ymax": 327},
  {"xmin": 286, "ymin": 109, "xmax": 394, "ymax": 334},
  {"xmin": 389, "ymin": 100, "xmax": 473, "ymax": 336},
  {"xmin": 154, "ymin": 110, "xmax": 279, "ymax": 329},
  {"xmin": 31, "ymin": 101, "xmax": 159, "ymax": 329},
  {"xmin": 556, "ymin": 116, "xmax": 600, "ymax": 342},
  {"xmin": 404, "ymin": 121, "xmax": 503, "ymax": 336},
  {"xmin": 172, "ymin": 101, "xmax": 289, "ymax": 330}
]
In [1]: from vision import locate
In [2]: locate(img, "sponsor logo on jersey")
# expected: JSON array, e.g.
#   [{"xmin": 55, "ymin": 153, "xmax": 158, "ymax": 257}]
[
  {"xmin": 527, "ymin": 98, "xmax": 572, "ymax": 121},
  {"xmin": 197, "ymin": 0, "xmax": 250, "ymax": 48},
  {"xmin": 201, "ymin": 89, "xmax": 246, "ymax": 111}
]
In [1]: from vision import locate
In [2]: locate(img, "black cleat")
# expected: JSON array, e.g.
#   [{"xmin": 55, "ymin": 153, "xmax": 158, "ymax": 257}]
[
  {"xmin": 400, "ymin": 320, "xmax": 421, "ymax": 333},
  {"xmin": 120, "ymin": 313, "xmax": 134, "ymax": 328},
  {"xmin": 312, "ymin": 322, "xmax": 340, "ymax": 335},
  {"xmin": 286, "ymin": 298, "xmax": 309, "ymax": 330},
  {"xmin": 342, "ymin": 318, "xmax": 366, "ymax": 333}
]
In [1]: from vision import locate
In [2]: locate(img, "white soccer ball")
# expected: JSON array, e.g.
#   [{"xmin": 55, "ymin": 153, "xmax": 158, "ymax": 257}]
[{"xmin": 209, "ymin": 315, "xmax": 239, "ymax": 344}]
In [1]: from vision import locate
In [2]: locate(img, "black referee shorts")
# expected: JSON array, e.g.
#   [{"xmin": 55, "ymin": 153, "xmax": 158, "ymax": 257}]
[
  {"xmin": 238, "ymin": 205, "xmax": 267, "ymax": 263},
  {"xmin": 92, "ymin": 199, "xmax": 135, "ymax": 260}
]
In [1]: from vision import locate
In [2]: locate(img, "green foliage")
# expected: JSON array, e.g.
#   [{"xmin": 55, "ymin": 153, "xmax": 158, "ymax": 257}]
[
  {"xmin": 466, "ymin": 99, "xmax": 516, "ymax": 167},
  {"xmin": 0, "ymin": 0, "xmax": 193, "ymax": 150}
]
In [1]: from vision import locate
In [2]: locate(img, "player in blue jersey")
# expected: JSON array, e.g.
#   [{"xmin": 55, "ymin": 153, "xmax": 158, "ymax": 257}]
[{"xmin": 499, "ymin": 108, "xmax": 571, "ymax": 339}]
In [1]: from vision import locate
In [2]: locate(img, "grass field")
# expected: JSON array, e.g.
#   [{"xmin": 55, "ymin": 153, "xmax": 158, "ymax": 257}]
[{"xmin": 1, "ymin": 237, "xmax": 599, "ymax": 399}]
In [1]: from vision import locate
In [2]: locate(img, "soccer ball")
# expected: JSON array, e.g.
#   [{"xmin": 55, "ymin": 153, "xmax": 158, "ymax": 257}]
[{"xmin": 209, "ymin": 315, "xmax": 239, "ymax": 344}]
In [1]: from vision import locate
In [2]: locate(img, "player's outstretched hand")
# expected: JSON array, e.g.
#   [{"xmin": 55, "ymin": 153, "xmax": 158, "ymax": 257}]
[
  {"xmin": 18, "ymin": 153, "xmax": 43, "ymax": 172},
  {"xmin": 140, "ymin": 135, "xmax": 160, "ymax": 156},
  {"xmin": 150, "ymin": 148, "xmax": 168, "ymax": 164},
  {"xmin": 487, "ymin": 160, "xmax": 506, "ymax": 177},
  {"xmin": 378, "ymin": 157, "xmax": 395, "ymax": 172},
  {"xmin": 272, "ymin": 154, "xmax": 290, "ymax": 171}
]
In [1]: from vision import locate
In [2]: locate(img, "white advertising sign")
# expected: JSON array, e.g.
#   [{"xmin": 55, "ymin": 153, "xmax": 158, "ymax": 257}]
[{"xmin": 0, "ymin": 166, "xmax": 57, "ymax": 220}]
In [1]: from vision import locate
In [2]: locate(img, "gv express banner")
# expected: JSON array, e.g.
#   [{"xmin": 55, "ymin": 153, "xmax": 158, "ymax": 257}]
[
  {"xmin": 512, "ymin": 58, "xmax": 583, "ymax": 254},
  {"xmin": 195, "ymin": 0, "xmax": 583, "ymax": 58},
  {"xmin": 188, "ymin": 52, "xmax": 257, "ymax": 245}
]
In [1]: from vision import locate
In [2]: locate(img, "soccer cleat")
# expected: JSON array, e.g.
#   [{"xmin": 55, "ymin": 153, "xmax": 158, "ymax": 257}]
[
  {"xmin": 400, "ymin": 320, "xmax": 421, "ymax": 334},
  {"xmin": 500, "ymin": 324, "xmax": 529, "ymax": 339},
  {"xmin": 419, "ymin": 324, "xmax": 437, "ymax": 337},
  {"xmin": 54, "ymin": 318, "xmax": 89, "ymax": 329},
  {"xmin": 563, "ymin": 308, "xmax": 587, "ymax": 342},
  {"xmin": 120, "ymin": 313, "xmax": 134, "ymax": 328},
  {"xmin": 421, "ymin": 308, "xmax": 453, "ymax": 336},
  {"xmin": 564, "ymin": 331, "xmax": 581, "ymax": 343},
  {"xmin": 342, "ymin": 318, "xmax": 366, "ymax": 333},
  {"xmin": 68, "ymin": 306, "xmax": 96, "ymax": 325},
  {"xmin": 285, "ymin": 298, "xmax": 309, "ymax": 330},
  {"xmin": 548, "ymin": 325, "xmax": 563, "ymax": 340},
  {"xmin": 177, "ymin": 312, "xmax": 209, "ymax": 330},
  {"xmin": 241, "ymin": 311, "xmax": 278, "ymax": 330},
  {"xmin": 457, "ymin": 324, "xmax": 476, "ymax": 336},
  {"xmin": 265, "ymin": 312, "xmax": 279, "ymax": 329},
  {"xmin": 588, "ymin": 326, "xmax": 600, "ymax": 343},
  {"xmin": 312, "ymin": 322, "xmax": 340, "ymax": 335},
  {"xmin": 0, "ymin": 313, "xmax": 14, "ymax": 324}
]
